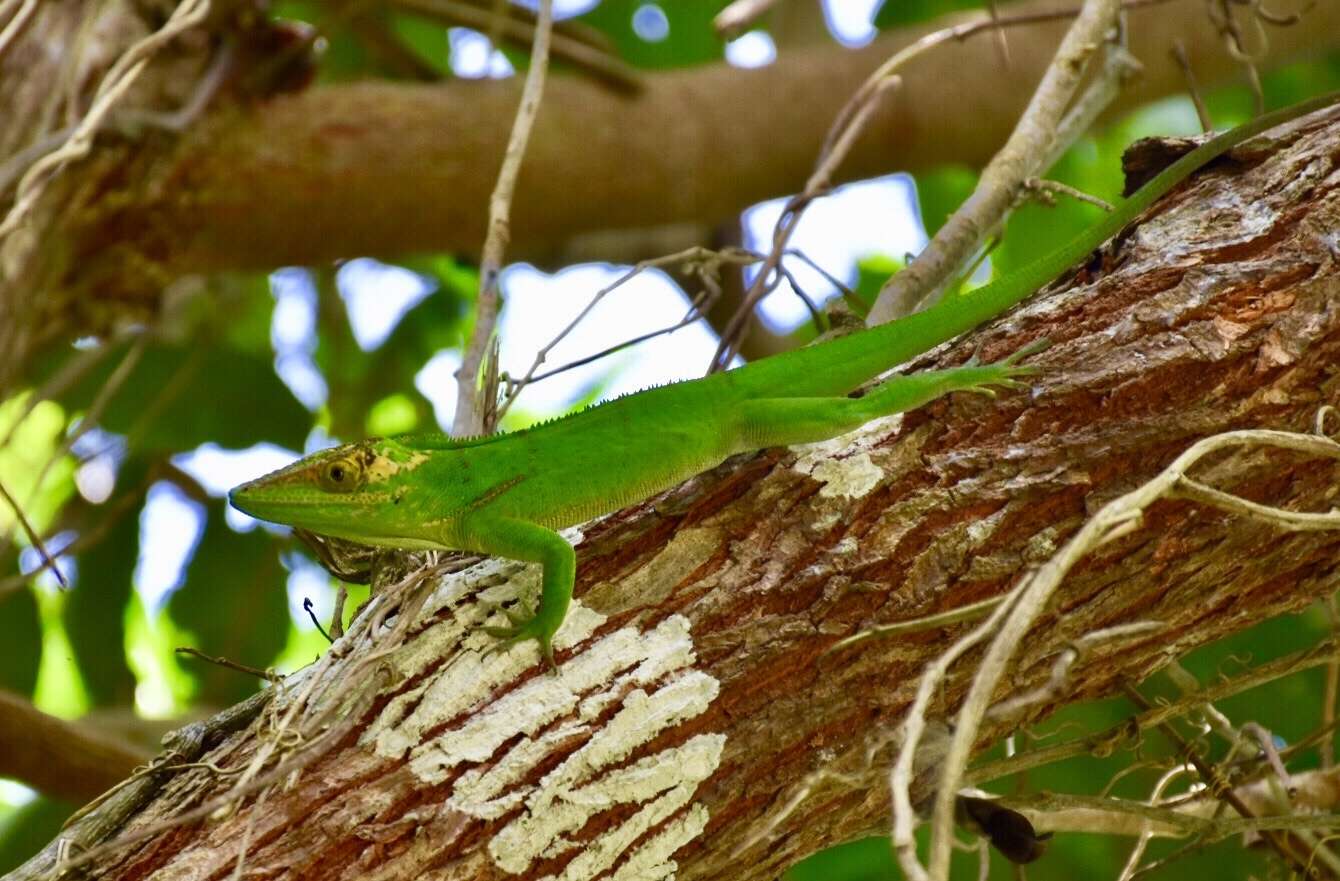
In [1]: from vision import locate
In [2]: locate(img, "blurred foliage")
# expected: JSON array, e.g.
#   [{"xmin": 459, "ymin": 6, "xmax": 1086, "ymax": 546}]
[
  {"xmin": 317, "ymin": 258, "xmax": 473, "ymax": 439},
  {"xmin": 2, "ymin": 0, "xmax": 1340, "ymax": 876},
  {"xmin": 65, "ymin": 463, "xmax": 146, "ymax": 708},
  {"xmin": 874, "ymin": 0, "xmax": 983, "ymax": 29},
  {"xmin": 0, "ymin": 588, "xmax": 40, "ymax": 697},
  {"xmin": 0, "ymin": 798, "xmax": 74, "ymax": 874},
  {"xmin": 168, "ymin": 503, "xmax": 290, "ymax": 706},
  {"xmin": 577, "ymin": 1, "xmax": 724, "ymax": 68},
  {"xmin": 43, "ymin": 342, "xmax": 311, "ymax": 453}
]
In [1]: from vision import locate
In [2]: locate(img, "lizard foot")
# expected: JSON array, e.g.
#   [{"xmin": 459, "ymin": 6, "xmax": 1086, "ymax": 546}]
[
  {"xmin": 480, "ymin": 603, "xmax": 557, "ymax": 670},
  {"xmin": 964, "ymin": 338, "xmax": 1051, "ymax": 396}
]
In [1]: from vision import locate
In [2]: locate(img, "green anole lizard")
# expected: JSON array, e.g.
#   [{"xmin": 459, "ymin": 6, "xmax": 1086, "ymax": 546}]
[{"xmin": 230, "ymin": 93, "xmax": 1339, "ymax": 665}]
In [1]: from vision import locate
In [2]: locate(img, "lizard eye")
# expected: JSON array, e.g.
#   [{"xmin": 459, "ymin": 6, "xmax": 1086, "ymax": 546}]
[{"xmin": 319, "ymin": 458, "xmax": 363, "ymax": 492}]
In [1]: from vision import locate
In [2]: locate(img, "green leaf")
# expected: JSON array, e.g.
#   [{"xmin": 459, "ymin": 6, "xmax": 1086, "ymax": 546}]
[
  {"xmin": 912, "ymin": 165, "xmax": 976, "ymax": 241},
  {"xmin": 0, "ymin": 585, "xmax": 41, "ymax": 696},
  {"xmin": 48, "ymin": 341, "xmax": 310, "ymax": 453},
  {"xmin": 317, "ymin": 269, "xmax": 469, "ymax": 436},
  {"xmin": 169, "ymin": 505, "xmax": 289, "ymax": 706},
  {"xmin": 0, "ymin": 797, "xmax": 75, "ymax": 874},
  {"xmin": 64, "ymin": 462, "xmax": 149, "ymax": 708}
]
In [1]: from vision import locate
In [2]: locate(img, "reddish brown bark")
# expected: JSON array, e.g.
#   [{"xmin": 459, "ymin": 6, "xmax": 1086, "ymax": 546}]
[{"xmin": 12, "ymin": 102, "xmax": 1340, "ymax": 881}]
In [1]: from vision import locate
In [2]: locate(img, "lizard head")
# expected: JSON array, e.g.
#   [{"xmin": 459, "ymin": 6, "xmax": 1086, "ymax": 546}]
[{"xmin": 228, "ymin": 437, "xmax": 429, "ymax": 543}]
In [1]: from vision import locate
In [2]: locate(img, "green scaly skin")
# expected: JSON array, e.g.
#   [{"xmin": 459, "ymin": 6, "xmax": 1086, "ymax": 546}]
[{"xmin": 230, "ymin": 93, "xmax": 1339, "ymax": 666}]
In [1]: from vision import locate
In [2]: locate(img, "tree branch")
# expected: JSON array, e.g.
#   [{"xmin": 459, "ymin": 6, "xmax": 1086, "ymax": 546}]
[
  {"xmin": 154, "ymin": 0, "xmax": 1337, "ymax": 270},
  {"xmin": 0, "ymin": 689, "xmax": 149, "ymax": 804}
]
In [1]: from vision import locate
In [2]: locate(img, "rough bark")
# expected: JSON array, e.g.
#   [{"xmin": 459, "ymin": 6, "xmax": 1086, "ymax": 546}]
[
  {"xmin": 13, "ymin": 101, "xmax": 1340, "ymax": 881},
  {"xmin": 3, "ymin": 0, "xmax": 1340, "ymax": 392}
]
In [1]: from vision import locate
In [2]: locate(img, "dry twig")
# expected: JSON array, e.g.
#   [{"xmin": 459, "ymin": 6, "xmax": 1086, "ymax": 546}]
[
  {"xmin": 452, "ymin": 0, "xmax": 554, "ymax": 437},
  {"xmin": 869, "ymin": 0, "xmax": 1131, "ymax": 324},
  {"xmin": 714, "ymin": 0, "xmax": 783, "ymax": 39},
  {"xmin": 0, "ymin": 0, "xmax": 211, "ymax": 241}
]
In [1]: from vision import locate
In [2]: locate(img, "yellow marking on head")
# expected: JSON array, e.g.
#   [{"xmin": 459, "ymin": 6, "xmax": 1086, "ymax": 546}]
[{"xmin": 363, "ymin": 448, "xmax": 430, "ymax": 485}]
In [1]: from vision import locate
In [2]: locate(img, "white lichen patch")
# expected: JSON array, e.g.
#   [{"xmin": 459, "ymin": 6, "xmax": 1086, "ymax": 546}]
[
  {"xmin": 790, "ymin": 415, "xmax": 897, "ymax": 499},
  {"xmin": 491, "ymin": 733, "xmax": 724, "ymax": 877},
  {"xmin": 608, "ymin": 803, "xmax": 711, "ymax": 881},
  {"xmin": 790, "ymin": 413, "xmax": 901, "ymax": 462},
  {"xmin": 361, "ymin": 561, "xmax": 724, "ymax": 880},
  {"xmin": 808, "ymin": 452, "xmax": 883, "ymax": 499}
]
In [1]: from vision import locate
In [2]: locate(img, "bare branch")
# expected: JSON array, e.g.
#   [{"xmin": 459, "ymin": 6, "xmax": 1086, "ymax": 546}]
[
  {"xmin": 452, "ymin": 0, "xmax": 554, "ymax": 436},
  {"xmin": 869, "ymin": 0, "xmax": 1129, "ymax": 325}
]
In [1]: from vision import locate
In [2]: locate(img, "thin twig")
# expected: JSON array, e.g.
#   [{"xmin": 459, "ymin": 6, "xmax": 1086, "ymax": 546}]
[
  {"xmin": 902, "ymin": 425, "xmax": 1340, "ymax": 881},
  {"xmin": 0, "ymin": 0, "xmax": 212, "ymax": 240},
  {"xmin": 1116, "ymin": 764, "xmax": 1195, "ymax": 881},
  {"xmin": 822, "ymin": 594, "xmax": 1006, "ymax": 657},
  {"xmin": 1210, "ymin": 0, "xmax": 1265, "ymax": 116},
  {"xmin": 175, "ymin": 648, "xmax": 278, "ymax": 682},
  {"xmin": 1001, "ymin": 784, "xmax": 1340, "ymax": 839},
  {"xmin": 330, "ymin": 585, "xmax": 348, "ymax": 641},
  {"xmin": 1240, "ymin": 722, "xmax": 1294, "ymax": 797},
  {"xmin": 1170, "ymin": 40, "xmax": 1213, "ymax": 132},
  {"xmin": 710, "ymin": 75, "xmax": 900, "ymax": 370},
  {"xmin": 0, "ymin": 0, "xmax": 38, "ymax": 60},
  {"xmin": 390, "ymin": 0, "xmax": 638, "ymax": 91},
  {"xmin": 452, "ymin": 0, "xmax": 554, "ymax": 437},
  {"xmin": 0, "ymin": 476, "xmax": 66, "ymax": 587},
  {"xmin": 496, "ymin": 247, "xmax": 758, "ymax": 422},
  {"xmin": 0, "ymin": 485, "xmax": 145, "ymax": 597},
  {"xmin": 968, "ymin": 639, "xmax": 1340, "ymax": 785},
  {"xmin": 1122, "ymin": 683, "xmax": 1314, "ymax": 875},
  {"xmin": 1024, "ymin": 177, "xmax": 1116, "ymax": 212},
  {"xmin": 714, "ymin": 0, "xmax": 783, "ymax": 39},
  {"xmin": 986, "ymin": 622, "xmax": 1164, "ymax": 722},
  {"xmin": 228, "ymin": 785, "xmax": 269, "ymax": 881},
  {"xmin": 869, "ymin": 0, "xmax": 1128, "ymax": 326}
]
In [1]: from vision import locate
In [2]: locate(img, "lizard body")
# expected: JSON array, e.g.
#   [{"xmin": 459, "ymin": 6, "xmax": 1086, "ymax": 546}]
[{"xmin": 230, "ymin": 93, "xmax": 1339, "ymax": 663}]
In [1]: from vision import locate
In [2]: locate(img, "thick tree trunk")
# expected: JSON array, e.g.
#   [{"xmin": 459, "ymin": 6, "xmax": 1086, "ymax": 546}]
[{"xmin": 12, "ymin": 102, "xmax": 1340, "ymax": 881}]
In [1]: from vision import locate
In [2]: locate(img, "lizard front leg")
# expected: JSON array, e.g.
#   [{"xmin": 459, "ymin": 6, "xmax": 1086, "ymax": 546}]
[{"xmin": 462, "ymin": 515, "xmax": 575, "ymax": 668}]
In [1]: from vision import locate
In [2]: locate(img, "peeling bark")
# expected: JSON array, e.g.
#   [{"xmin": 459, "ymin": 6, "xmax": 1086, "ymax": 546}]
[{"xmin": 13, "ymin": 102, "xmax": 1340, "ymax": 881}]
